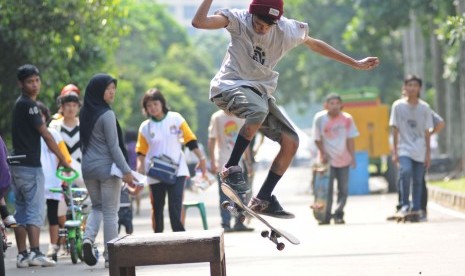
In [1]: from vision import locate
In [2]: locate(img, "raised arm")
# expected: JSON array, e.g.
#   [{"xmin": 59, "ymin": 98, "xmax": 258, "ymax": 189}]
[
  {"xmin": 304, "ymin": 36, "xmax": 379, "ymax": 70},
  {"xmin": 192, "ymin": 0, "xmax": 229, "ymax": 29}
]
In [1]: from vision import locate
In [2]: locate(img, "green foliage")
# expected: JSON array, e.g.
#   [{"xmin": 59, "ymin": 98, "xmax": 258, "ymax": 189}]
[
  {"xmin": 342, "ymin": 0, "xmax": 457, "ymax": 104},
  {"xmin": 113, "ymin": 0, "xmax": 191, "ymax": 132},
  {"xmin": 275, "ymin": 0, "xmax": 394, "ymax": 106},
  {"xmin": 152, "ymin": 43, "xmax": 217, "ymax": 144},
  {"xmin": 0, "ymin": 0, "xmax": 128, "ymax": 140},
  {"xmin": 146, "ymin": 78, "xmax": 197, "ymax": 128},
  {"xmin": 436, "ymin": 15, "xmax": 465, "ymax": 81}
]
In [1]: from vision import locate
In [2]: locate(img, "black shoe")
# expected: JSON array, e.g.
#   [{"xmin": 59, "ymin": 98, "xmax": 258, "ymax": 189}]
[
  {"xmin": 83, "ymin": 239, "xmax": 98, "ymax": 266},
  {"xmin": 233, "ymin": 222, "xmax": 254, "ymax": 232},
  {"xmin": 222, "ymin": 224, "xmax": 234, "ymax": 233},
  {"xmin": 248, "ymin": 195, "xmax": 295, "ymax": 219},
  {"xmin": 333, "ymin": 213, "xmax": 345, "ymax": 224},
  {"xmin": 219, "ymin": 166, "xmax": 249, "ymax": 193}
]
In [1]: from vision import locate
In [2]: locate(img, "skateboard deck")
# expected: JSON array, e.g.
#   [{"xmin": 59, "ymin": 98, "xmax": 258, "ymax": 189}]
[
  {"xmin": 311, "ymin": 165, "xmax": 332, "ymax": 224},
  {"xmin": 221, "ymin": 183, "xmax": 300, "ymax": 250},
  {"xmin": 391, "ymin": 212, "xmax": 420, "ymax": 223}
]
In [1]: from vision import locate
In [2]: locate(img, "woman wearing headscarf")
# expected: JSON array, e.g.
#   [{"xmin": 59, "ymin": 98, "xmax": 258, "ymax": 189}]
[{"xmin": 79, "ymin": 73, "xmax": 134, "ymax": 268}]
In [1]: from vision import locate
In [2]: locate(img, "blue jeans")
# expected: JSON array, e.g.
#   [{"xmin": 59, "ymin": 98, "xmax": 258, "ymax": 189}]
[
  {"xmin": 328, "ymin": 166, "xmax": 349, "ymax": 218},
  {"xmin": 84, "ymin": 176, "xmax": 122, "ymax": 260},
  {"xmin": 398, "ymin": 156, "xmax": 424, "ymax": 211},
  {"xmin": 10, "ymin": 166, "xmax": 45, "ymax": 227}
]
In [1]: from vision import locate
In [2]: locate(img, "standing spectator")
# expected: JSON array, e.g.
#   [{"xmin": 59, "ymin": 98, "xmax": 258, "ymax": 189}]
[
  {"xmin": 136, "ymin": 88, "xmax": 207, "ymax": 233},
  {"xmin": 312, "ymin": 93, "xmax": 359, "ymax": 224},
  {"xmin": 10, "ymin": 64, "xmax": 71, "ymax": 268},
  {"xmin": 50, "ymin": 84, "xmax": 82, "ymax": 164},
  {"xmin": 390, "ymin": 75, "xmax": 433, "ymax": 218},
  {"xmin": 419, "ymin": 110, "xmax": 445, "ymax": 220},
  {"xmin": 79, "ymin": 73, "xmax": 135, "ymax": 268},
  {"xmin": 208, "ymin": 110, "xmax": 253, "ymax": 232},
  {"xmin": 192, "ymin": 0, "xmax": 378, "ymax": 217},
  {"xmin": 36, "ymin": 102, "xmax": 72, "ymax": 260}
]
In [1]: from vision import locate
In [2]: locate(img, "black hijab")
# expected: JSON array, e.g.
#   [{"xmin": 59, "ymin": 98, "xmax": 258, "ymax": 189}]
[{"xmin": 79, "ymin": 73, "xmax": 128, "ymax": 160}]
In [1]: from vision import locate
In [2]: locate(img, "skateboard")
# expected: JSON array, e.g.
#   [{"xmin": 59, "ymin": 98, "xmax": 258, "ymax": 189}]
[
  {"xmin": 310, "ymin": 164, "xmax": 332, "ymax": 224},
  {"xmin": 221, "ymin": 183, "xmax": 300, "ymax": 250},
  {"xmin": 392, "ymin": 212, "xmax": 420, "ymax": 223}
]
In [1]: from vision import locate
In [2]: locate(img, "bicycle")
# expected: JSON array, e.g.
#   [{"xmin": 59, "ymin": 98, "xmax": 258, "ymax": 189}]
[{"xmin": 49, "ymin": 167, "xmax": 88, "ymax": 264}]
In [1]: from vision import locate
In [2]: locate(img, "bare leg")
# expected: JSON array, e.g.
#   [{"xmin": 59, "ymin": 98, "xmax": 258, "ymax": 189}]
[
  {"xmin": 49, "ymin": 225, "xmax": 59, "ymax": 245},
  {"xmin": 239, "ymin": 122, "xmax": 261, "ymax": 141},
  {"xmin": 14, "ymin": 225, "xmax": 28, "ymax": 252},
  {"xmin": 270, "ymin": 132, "xmax": 299, "ymax": 175},
  {"xmin": 27, "ymin": 224, "xmax": 41, "ymax": 248}
]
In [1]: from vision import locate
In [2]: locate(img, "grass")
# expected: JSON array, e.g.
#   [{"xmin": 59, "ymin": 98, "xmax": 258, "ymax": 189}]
[{"xmin": 428, "ymin": 178, "xmax": 465, "ymax": 194}]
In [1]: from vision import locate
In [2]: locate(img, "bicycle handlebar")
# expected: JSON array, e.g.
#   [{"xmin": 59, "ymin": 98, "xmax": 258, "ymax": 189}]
[{"xmin": 56, "ymin": 167, "xmax": 79, "ymax": 182}]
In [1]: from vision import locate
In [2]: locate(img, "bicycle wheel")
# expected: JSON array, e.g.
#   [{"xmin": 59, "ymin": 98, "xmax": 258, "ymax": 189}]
[
  {"xmin": 69, "ymin": 238, "xmax": 78, "ymax": 264},
  {"xmin": 76, "ymin": 233, "xmax": 83, "ymax": 261}
]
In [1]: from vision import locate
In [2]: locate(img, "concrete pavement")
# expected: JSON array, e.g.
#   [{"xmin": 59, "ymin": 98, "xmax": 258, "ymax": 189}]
[{"xmin": 4, "ymin": 166, "xmax": 465, "ymax": 276}]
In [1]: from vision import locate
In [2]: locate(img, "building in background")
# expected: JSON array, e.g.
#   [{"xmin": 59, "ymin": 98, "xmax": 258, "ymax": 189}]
[{"xmin": 157, "ymin": 0, "xmax": 249, "ymax": 33}]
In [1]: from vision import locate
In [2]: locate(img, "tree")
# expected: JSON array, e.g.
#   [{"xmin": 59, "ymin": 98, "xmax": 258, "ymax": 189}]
[{"xmin": 0, "ymin": 0, "xmax": 128, "ymax": 141}]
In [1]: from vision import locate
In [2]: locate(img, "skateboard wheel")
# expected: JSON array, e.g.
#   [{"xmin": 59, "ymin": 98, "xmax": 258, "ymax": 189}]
[
  {"xmin": 221, "ymin": 201, "xmax": 231, "ymax": 210},
  {"xmin": 261, "ymin": 230, "xmax": 269, "ymax": 238},
  {"xmin": 277, "ymin": 243, "xmax": 285, "ymax": 251},
  {"xmin": 238, "ymin": 214, "xmax": 246, "ymax": 223}
]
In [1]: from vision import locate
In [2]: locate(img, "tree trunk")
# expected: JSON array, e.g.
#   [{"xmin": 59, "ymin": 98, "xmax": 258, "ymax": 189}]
[
  {"xmin": 429, "ymin": 27, "xmax": 447, "ymax": 154},
  {"xmin": 445, "ymin": 81, "xmax": 462, "ymax": 162},
  {"xmin": 458, "ymin": 0, "xmax": 465, "ymax": 173},
  {"xmin": 402, "ymin": 10, "xmax": 425, "ymax": 81}
]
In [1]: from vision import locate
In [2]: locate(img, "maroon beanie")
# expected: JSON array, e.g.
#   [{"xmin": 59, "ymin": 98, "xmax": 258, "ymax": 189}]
[{"xmin": 249, "ymin": 0, "xmax": 284, "ymax": 20}]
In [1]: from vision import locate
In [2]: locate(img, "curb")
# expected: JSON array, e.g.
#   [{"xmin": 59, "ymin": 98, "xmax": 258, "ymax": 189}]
[{"xmin": 427, "ymin": 184, "xmax": 465, "ymax": 212}]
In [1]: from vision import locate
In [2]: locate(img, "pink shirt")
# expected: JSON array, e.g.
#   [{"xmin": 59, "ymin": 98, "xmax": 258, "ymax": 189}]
[{"xmin": 313, "ymin": 111, "xmax": 359, "ymax": 168}]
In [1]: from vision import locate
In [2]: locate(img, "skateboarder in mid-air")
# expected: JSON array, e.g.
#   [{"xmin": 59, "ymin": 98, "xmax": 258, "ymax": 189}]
[{"xmin": 192, "ymin": 0, "xmax": 379, "ymax": 218}]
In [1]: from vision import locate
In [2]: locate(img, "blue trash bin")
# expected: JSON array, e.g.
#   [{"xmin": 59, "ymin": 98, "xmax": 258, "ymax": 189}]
[{"xmin": 348, "ymin": 151, "xmax": 370, "ymax": 195}]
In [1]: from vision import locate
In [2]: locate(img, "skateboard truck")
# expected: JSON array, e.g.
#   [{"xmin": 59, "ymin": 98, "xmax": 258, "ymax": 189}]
[
  {"xmin": 261, "ymin": 230, "xmax": 285, "ymax": 251},
  {"xmin": 221, "ymin": 201, "xmax": 246, "ymax": 223}
]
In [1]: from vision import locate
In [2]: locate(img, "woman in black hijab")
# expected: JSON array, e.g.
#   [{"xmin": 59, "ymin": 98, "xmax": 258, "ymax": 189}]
[{"xmin": 79, "ymin": 73, "xmax": 135, "ymax": 268}]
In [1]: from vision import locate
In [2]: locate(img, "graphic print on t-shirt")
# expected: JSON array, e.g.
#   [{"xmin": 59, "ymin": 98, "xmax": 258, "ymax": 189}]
[
  {"xmin": 224, "ymin": 120, "xmax": 240, "ymax": 150},
  {"xmin": 253, "ymin": 46, "xmax": 266, "ymax": 65}
]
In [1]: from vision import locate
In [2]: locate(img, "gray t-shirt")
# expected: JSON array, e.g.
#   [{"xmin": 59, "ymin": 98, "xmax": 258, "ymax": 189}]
[
  {"xmin": 81, "ymin": 111, "xmax": 131, "ymax": 179},
  {"xmin": 210, "ymin": 9, "xmax": 308, "ymax": 98},
  {"xmin": 389, "ymin": 99, "xmax": 433, "ymax": 162},
  {"xmin": 432, "ymin": 110, "xmax": 444, "ymax": 127}
]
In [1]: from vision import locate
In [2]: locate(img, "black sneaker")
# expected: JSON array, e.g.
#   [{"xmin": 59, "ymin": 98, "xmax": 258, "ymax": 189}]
[
  {"xmin": 222, "ymin": 224, "xmax": 234, "ymax": 233},
  {"xmin": 333, "ymin": 213, "xmax": 345, "ymax": 224},
  {"xmin": 248, "ymin": 195, "xmax": 295, "ymax": 219},
  {"xmin": 219, "ymin": 166, "xmax": 249, "ymax": 193},
  {"xmin": 83, "ymin": 238, "xmax": 99, "ymax": 266},
  {"xmin": 233, "ymin": 222, "xmax": 254, "ymax": 232}
]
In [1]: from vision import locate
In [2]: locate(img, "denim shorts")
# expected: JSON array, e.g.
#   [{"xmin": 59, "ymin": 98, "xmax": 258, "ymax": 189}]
[
  {"xmin": 118, "ymin": 206, "xmax": 133, "ymax": 234},
  {"xmin": 212, "ymin": 86, "xmax": 298, "ymax": 143},
  {"xmin": 10, "ymin": 166, "xmax": 46, "ymax": 227}
]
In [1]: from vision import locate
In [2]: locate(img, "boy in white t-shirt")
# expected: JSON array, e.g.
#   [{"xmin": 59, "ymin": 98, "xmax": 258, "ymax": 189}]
[
  {"xmin": 312, "ymin": 93, "xmax": 359, "ymax": 224},
  {"xmin": 192, "ymin": 0, "xmax": 378, "ymax": 218}
]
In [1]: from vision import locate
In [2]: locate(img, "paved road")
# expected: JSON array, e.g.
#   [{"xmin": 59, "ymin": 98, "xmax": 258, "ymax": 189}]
[{"xmin": 4, "ymin": 166, "xmax": 465, "ymax": 276}]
